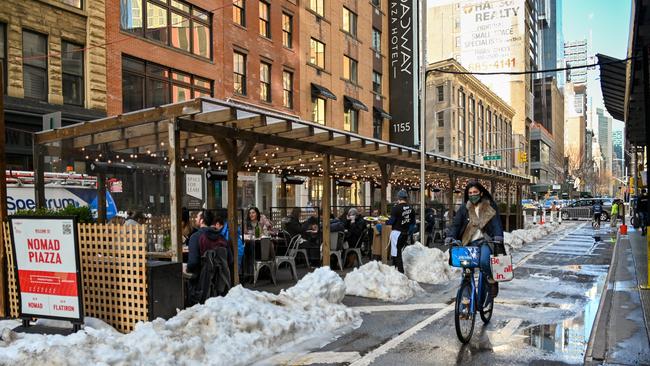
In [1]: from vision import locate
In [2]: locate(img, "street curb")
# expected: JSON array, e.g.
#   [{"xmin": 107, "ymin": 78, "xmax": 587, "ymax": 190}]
[{"xmin": 584, "ymin": 231, "xmax": 622, "ymax": 363}]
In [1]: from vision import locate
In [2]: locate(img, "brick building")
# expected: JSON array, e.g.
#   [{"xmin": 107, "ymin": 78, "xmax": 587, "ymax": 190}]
[
  {"xmin": 108, "ymin": 0, "xmax": 300, "ymax": 116},
  {"xmin": 0, "ymin": 0, "xmax": 107, "ymax": 169},
  {"xmin": 298, "ymin": 0, "xmax": 390, "ymax": 139}
]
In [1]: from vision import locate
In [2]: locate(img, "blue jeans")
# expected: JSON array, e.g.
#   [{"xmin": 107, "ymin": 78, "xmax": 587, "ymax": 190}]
[{"xmin": 479, "ymin": 243, "xmax": 492, "ymax": 278}]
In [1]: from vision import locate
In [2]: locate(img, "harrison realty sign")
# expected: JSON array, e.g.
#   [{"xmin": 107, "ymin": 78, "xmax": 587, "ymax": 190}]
[
  {"xmin": 389, "ymin": 0, "xmax": 419, "ymax": 148},
  {"xmin": 9, "ymin": 217, "xmax": 84, "ymax": 324}
]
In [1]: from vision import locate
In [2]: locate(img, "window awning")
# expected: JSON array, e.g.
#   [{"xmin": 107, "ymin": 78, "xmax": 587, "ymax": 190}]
[
  {"xmin": 373, "ymin": 106, "xmax": 392, "ymax": 120},
  {"xmin": 311, "ymin": 83, "xmax": 337, "ymax": 100},
  {"xmin": 597, "ymin": 53, "xmax": 626, "ymax": 121},
  {"xmin": 344, "ymin": 96, "xmax": 368, "ymax": 111}
]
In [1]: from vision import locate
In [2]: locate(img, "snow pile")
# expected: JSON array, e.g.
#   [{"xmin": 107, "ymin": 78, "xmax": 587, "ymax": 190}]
[
  {"xmin": 0, "ymin": 268, "xmax": 360, "ymax": 366},
  {"xmin": 344, "ymin": 261, "xmax": 424, "ymax": 302},
  {"xmin": 505, "ymin": 223, "xmax": 561, "ymax": 249},
  {"xmin": 402, "ymin": 243, "xmax": 457, "ymax": 284}
]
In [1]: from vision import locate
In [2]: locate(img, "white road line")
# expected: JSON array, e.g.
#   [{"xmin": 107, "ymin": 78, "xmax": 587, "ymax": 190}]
[
  {"xmin": 263, "ymin": 351, "xmax": 361, "ymax": 365},
  {"xmin": 348, "ymin": 304, "xmax": 455, "ymax": 366},
  {"xmin": 350, "ymin": 223, "xmax": 584, "ymax": 366},
  {"xmin": 352, "ymin": 303, "xmax": 447, "ymax": 313}
]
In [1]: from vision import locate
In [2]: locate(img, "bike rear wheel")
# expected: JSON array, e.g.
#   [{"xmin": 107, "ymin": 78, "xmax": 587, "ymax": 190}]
[{"xmin": 454, "ymin": 279, "xmax": 475, "ymax": 343}]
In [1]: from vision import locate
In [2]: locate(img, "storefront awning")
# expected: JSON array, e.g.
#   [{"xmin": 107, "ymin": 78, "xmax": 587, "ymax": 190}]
[
  {"xmin": 597, "ymin": 53, "xmax": 627, "ymax": 121},
  {"xmin": 344, "ymin": 96, "xmax": 368, "ymax": 111},
  {"xmin": 311, "ymin": 83, "xmax": 337, "ymax": 100},
  {"xmin": 373, "ymin": 107, "xmax": 392, "ymax": 120}
]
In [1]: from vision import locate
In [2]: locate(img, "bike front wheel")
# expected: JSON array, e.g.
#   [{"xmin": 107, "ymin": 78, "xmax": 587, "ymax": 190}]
[
  {"xmin": 454, "ymin": 279, "xmax": 475, "ymax": 344},
  {"xmin": 480, "ymin": 282, "xmax": 494, "ymax": 324}
]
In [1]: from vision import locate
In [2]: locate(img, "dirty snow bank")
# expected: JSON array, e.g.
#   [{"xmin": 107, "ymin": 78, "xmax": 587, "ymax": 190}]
[
  {"xmin": 344, "ymin": 261, "xmax": 424, "ymax": 302},
  {"xmin": 402, "ymin": 242, "xmax": 458, "ymax": 284},
  {"xmin": 505, "ymin": 223, "xmax": 561, "ymax": 249},
  {"xmin": 0, "ymin": 268, "xmax": 359, "ymax": 366}
]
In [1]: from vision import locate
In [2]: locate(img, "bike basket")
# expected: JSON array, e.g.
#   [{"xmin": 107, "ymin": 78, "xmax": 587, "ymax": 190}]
[{"xmin": 450, "ymin": 246, "xmax": 480, "ymax": 268}]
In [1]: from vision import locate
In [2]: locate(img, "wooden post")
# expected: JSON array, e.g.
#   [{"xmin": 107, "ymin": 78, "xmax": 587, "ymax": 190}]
[
  {"xmin": 168, "ymin": 119, "xmax": 183, "ymax": 263},
  {"xmin": 97, "ymin": 173, "xmax": 106, "ymax": 224},
  {"xmin": 280, "ymin": 177, "xmax": 287, "ymax": 218},
  {"xmin": 33, "ymin": 138, "xmax": 46, "ymax": 209},
  {"xmin": 490, "ymin": 180, "xmax": 497, "ymax": 199},
  {"xmin": 505, "ymin": 183, "xmax": 511, "ymax": 232},
  {"xmin": 0, "ymin": 64, "xmax": 6, "ymax": 317},
  {"xmin": 322, "ymin": 154, "xmax": 331, "ymax": 267},
  {"xmin": 332, "ymin": 177, "xmax": 337, "ymax": 217},
  {"xmin": 379, "ymin": 163, "xmax": 393, "ymax": 264},
  {"xmin": 516, "ymin": 184, "xmax": 523, "ymax": 229},
  {"xmin": 214, "ymin": 137, "xmax": 255, "ymax": 285},
  {"xmin": 448, "ymin": 173, "xmax": 456, "ymax": 217}
]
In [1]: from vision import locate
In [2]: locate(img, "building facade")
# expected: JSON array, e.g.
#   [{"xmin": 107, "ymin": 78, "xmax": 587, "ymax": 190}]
[
  {"xmin": 538, "ymin": 0, "xmax": 564, "ymax": 83},
  {"xmin": 425, "ymin": 59, "xmax": 515, "ymax": 171},
  {"xmin": 297, "ymin": 0, "xmax": 390, "ymax": 139},
  {"xmin": 426, "ymin": 0, "xmax": 541, "ymax": 175},
  {"xmin": 564, "ymin": 39, "xmax": 588, "ymax": 85},
  {"xmin": 532, "ymin": 76, "xmax": 564, "ymax": 191},
  {"xmin": 0, "ymin": 0, "xmax": 107, "ymax": 169}
]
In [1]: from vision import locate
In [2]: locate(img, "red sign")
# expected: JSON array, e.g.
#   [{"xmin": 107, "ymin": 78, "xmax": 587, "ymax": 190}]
[{"xmin": 10, "ymin": 217, "xmax": 83, "ymax": 321}]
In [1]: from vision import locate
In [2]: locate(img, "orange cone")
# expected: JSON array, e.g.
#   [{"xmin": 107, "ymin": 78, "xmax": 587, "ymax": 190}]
[{"xmin": 620, "ymin": 224, "xmax": 628, "ymax": 235}]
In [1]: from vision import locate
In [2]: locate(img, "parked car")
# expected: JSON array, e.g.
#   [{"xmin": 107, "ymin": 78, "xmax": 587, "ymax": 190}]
[
  {"xmin": 560, "ymin": 198, "xmax": 613, "ymax": 221},
  {"xmin": 521, "ymin": 199, "xmax": 536, "ymax": 210}
]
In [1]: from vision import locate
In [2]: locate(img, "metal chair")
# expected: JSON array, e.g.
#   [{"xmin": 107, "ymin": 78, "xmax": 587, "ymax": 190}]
[
  {"xmin": 274, "ymin": 233, "xmax": 303, "ymax": 281},
  {"xmin": 329, "ymin": 231, "xmax": 344, "ymax": 270},
  {"xmin": 283, "ymin": 230, "xmax": 310, "ymax": 269},
  {"xmin": 432, "ymin": 218, "xmax": 445, "ymax": 243},
  {"xmin": 344, "ymin": 230, "xmax": 365, "ymax": 268},
  {"xmin": 253, "ymin": 237, "xmax": 277, "ymax": 286}
]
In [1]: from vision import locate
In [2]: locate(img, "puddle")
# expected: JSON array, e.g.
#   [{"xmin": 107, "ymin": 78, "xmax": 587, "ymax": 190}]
[{"xmin": 520, "ymin": 272, "xmax": 606, "ymax": 363}]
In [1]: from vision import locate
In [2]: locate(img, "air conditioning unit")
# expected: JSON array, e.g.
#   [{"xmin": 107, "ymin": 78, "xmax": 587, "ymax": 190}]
[
  {"xmin": 206, "ymin": 170, "xmax": 227, "ymax": 181},
  {"xmin": 282, "ymin": 175, "xmax": 306, "ymax": 185},
  {"xmin": 336, "ymin": 179, "xmax": 353, "ymax": 187}
]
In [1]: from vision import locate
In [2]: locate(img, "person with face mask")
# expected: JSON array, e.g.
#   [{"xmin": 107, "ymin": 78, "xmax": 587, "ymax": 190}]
[{"xmin": 445, "ymin": 181, "xmax": 504, "ymax": 297}]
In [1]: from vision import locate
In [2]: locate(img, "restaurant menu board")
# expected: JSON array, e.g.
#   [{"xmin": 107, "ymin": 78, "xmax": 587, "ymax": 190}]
[{"xmin": 9, "ymin": 217, "xmax": 83, "ymax": 321}]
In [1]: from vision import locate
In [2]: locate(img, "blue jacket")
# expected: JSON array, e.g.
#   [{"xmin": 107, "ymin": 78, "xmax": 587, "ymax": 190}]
[{"xmin": 447, "ymin": 200, "xmax": 504, "ymax": 245}]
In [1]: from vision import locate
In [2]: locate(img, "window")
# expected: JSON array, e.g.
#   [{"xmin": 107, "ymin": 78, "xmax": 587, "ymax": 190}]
[
  {"xmin": 259, "ymin": 1, "xmax": 270, "ymax": 38},
  {"xmin": 121, "ymin": 0, "xmax": 211, "ymax": 59},
  {"xmin": 458, "ymin": 90, "xmax": 465, "ymax": 132},
  {"xmin": 283, "ymin": 70, "xmax": 293, "ymax": 108},
  {"xmin": 260, "ymin": 62, "xmax": 271, "ymax": 102},
  {"xmin": 310, "ymin": 38, "xmax": 325, "ymax": 68},
  {"xmin": 22, "ymin": 31, "xmax": 48, "ymax": 101},
  {"xmin": 0, "ymin": 24, "xmax": 6, "ymax": 94},
  {"xmin": 121, "ymin": 56, "xmax": 212, "ymax": 112},
  {"xmin": 343, "ymin": 56, "xmax": 357, "ymax": 83},
  {"xmin": 438, "ymin": 137, "xmax": 444, "ymax": 152},
  {"xmin": 372, "ymin": 72, "xmax": 382, "ymax": 94},
  {"xmin": 61, "ymin": 0, "xmax": 82, "ymax": 8},
  {"xmin": 373, "ymin": 115, "xmax": 382, "ymax": 139},
  {"xmin": 312, "ymin": 97, "xmax": 326, "ymax": 125},
  {"xmin": 371, "ymin": 0, "xmax": 380, "ymax": 8},
  {"xmin": 372, "ymin": 28, "xmax": 381, "ymax": 52},
  {"xmin": 342, "ymin": 7, "xmax": 357, "ymax": 37},
  {"xmin": 233, "ymin": 0, "xmax": 245, "ymax": 26},
  {"xmin": 282, "ymin": 13, "xmax": 293, "ymax": 48},
  {"xmin": 310, "ymin": 0, "xmax": 324, "ymax": 17},
  {"xmin": 233, "ymin": 51, "xmax": 246, "ymax": 95},
  {"xmin": 437, "ymin": 85, "xmax": 444, "ymax": 101},
  {"xmin": 343, "ymin": 105, "xmax": 358, "ymax": 133},
  {"xmin": 62, "ymin": 41, "xmax": 84, "ymax": 106},
  {"xmin": 437, "ymin": 111, "xmax": 444, "ymax": 127}
]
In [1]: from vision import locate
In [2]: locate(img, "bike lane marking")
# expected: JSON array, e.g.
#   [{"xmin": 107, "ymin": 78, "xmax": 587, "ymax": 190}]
[
  {"xmin": 351, "ymin": 303, "xmax": 447, "ymax": 313},
  {"xmin": 350, "ymin": 223, "xmax": 585, "ymax": 366}
]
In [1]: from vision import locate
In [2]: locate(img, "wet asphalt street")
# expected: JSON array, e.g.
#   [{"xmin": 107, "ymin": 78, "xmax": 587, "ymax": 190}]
[{"xmin": 263, "ymin": 222, "xmax": 616, "ymax": 366}]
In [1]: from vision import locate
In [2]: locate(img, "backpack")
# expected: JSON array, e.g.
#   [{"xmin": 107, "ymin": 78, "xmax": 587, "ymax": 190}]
[
  {"xmin": 188, "ymin": 247, "xmax": 231, "ymax": 305},
  {"xmin": 198, "ymin": 230, "xmax": 227, "ymax": 255}
]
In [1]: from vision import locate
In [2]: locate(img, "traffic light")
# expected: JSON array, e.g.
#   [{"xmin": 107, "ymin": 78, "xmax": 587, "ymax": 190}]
[{"xmin": 519, "ymin": 152, "xmax": 528, "ymax": 163}]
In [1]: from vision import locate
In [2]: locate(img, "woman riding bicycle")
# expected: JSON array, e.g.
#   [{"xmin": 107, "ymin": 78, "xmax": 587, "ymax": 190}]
[{"xmin": 446, "ymin": 181, "xmax": 504, "ymax": 297}]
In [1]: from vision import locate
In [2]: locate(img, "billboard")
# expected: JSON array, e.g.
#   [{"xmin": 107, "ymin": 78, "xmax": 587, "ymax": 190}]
[
  {"xmin": 10, "ymin": 217, "xmax": 83, "ymax": 322},
  {"xmin": 459, "ymin": 0, "xmax": 525, "ymax": 104},
  {"xmin": 7, "ymin": 187, "xmax": 118, "ymax": 220},
  {"xmin": 389, "ymin": 0, "xmax": 419, "ymax": 147}
]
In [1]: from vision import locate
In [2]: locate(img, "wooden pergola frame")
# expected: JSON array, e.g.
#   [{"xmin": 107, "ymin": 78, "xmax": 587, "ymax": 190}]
[{"xmin": 28, "ymin": 97, "xmax": 529, "ymax": 288}]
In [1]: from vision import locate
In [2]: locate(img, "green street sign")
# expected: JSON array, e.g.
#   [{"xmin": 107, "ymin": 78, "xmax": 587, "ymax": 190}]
[{"xmin": 483, "ymin": 155, "xmax": 502, "ymax": 161}]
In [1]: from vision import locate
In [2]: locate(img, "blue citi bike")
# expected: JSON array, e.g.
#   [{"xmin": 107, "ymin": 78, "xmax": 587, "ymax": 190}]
[{"xmin": 450, "ymin": 239, "xmax": 496, "ymax": 343}]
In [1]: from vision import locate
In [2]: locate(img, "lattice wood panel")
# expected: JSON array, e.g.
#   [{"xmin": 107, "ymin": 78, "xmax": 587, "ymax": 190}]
[{"xmin": 3, "ymin": 223, "xmax": 148, "ymax": 333}]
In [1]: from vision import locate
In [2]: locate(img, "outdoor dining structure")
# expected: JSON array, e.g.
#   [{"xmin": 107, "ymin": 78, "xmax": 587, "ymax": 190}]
[{"xmin": 0, "ymin": 97, "xmax": 528, "ymax": 332}]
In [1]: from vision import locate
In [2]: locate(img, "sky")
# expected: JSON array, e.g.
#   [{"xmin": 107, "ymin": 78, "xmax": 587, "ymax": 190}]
[{"xmin": 562, "ymin": 0, "xmax": 632, "ymax": 131}]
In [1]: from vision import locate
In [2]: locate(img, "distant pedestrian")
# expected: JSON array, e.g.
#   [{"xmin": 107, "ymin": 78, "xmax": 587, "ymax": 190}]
[
  {"xmin": 387, "ymin": 190, "xmax": 415, "ymax": 273},
  {"xmin": 610, "ymin": 200, "xmax": 620, "ymax": 228}
]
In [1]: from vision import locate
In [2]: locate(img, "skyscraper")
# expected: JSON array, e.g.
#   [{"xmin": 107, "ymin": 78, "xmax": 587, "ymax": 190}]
[
  {"xmin": 539, "ymin": 0, "xmax": 564, "ymax": 83},
  {"xmin": 565, "ymin": 39, "xmax": 588, "ymax": 85}
]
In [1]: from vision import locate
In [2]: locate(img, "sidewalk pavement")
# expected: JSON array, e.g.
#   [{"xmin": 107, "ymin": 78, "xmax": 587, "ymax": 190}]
[{"xmin": 586, "ymin": 227, "xmax": 650, "ymax": 365}]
